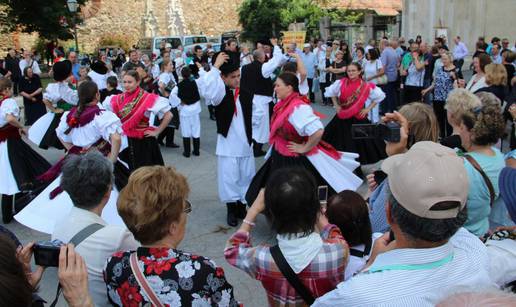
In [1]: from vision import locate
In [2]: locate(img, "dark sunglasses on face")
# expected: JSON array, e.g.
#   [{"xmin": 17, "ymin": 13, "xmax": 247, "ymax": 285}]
[{"xmin": 184, "ymin": 200, "xmax": 192, "ymax": 214}]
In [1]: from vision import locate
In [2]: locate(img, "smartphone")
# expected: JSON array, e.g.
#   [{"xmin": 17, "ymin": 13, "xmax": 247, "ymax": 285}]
[
  {"xmin": 318, "ymin": 185, "xmax": 328, "ymax": 205},
  {"xmin": 33, "ymin": 240, "xmax": 63, "ymax": 267},
  {"xmin": 373, "ymin": 170, "xmax": 388, "ymax": 185}
]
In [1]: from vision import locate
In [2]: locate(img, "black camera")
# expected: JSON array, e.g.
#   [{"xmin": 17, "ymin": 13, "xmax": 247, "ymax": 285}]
[
  {"xmin": 351, "ymin": 122, "xmax": 401, "ymax": 143},
  {"xmin": 33, "ymin": 240, "xmax": 64, "ymax": 267}
]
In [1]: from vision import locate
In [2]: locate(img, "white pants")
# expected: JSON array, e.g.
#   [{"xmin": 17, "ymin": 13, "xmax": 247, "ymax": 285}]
[
  {"xmin": 217, "ymin": 155, "xmax": 255, "ymax": 204},
  {"xmin": 179, "ymin": 114, "xmax": 201, "ymax": 138},
  {"xmin": 252, "ymin": 101, "xmax": 271, "ymax": 144}
]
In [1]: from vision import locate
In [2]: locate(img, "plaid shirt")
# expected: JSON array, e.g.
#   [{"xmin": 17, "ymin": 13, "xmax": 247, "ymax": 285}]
[{"xmin": 224, "ymin": 224, "xmax": 349, "ymax": 306}]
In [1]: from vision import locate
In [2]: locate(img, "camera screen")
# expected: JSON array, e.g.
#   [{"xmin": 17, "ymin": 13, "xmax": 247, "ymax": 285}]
[
  {"xmin": 34, "ymin": 245, "xmax": 61, "ymax": 267},
  {"xmin": 318, "ymin": 185, "xmax": 328, "ymax": 204},
  {"xmin": 351, "ymin": 124, "xmax": 376, "ymax": 139}
]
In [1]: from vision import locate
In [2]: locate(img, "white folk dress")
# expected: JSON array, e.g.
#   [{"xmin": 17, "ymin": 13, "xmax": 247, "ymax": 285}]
[
  {"xmin": 0, "ymin": 99, "xmax": 24, "ymax": 195},
  {"xmin": 15, "ymin": 109, "xmax": 127, "ymax": 234}
]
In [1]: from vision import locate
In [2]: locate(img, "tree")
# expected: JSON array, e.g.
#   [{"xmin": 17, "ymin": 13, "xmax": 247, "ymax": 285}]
[
  {"xmin": 238, "ymin": 0, "xmax": 287, "ymax": 43},
  {"xmin": 0, "ymin": 0, "xmax": 87, "ymax": 40}
]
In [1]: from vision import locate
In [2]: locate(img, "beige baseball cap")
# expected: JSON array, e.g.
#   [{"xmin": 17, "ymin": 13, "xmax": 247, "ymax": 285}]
[{"xmin": 382, "ymin": 141, "xmax": 469, "ymax": 219}]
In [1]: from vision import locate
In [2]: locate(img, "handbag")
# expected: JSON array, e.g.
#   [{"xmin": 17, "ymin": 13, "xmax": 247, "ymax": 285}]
[
  {"xmin": 375, "ymin": 61, "xmax": 388, "ymax": 85},
  {"xmin": 130, "ymin": 252, "xmax": 165, "ymax": 307},
  {"xmin": 270, "ymin": 245, "xmax": 315, "ymax": 305},
  {"xmin": 464, "ymin": 155, "xmax": 495, "ymax": 207}
]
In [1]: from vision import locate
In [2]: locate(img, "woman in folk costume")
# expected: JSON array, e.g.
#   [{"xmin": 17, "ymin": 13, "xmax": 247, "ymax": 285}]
[
  {"xmin": 15, "ymin": 81, "xmax": 128, "ymax": 233},
  {"xmin": 156, "ymin": 59, "xmax": 180, "ymax": 148},
  {"xmin": 28, "ymin": 60, "xmax": 78, "ymax": 150},
  {"xmin": 246, "ymin": 72, "xmax": 362, "ymax": 204},
  {"xmin": 323, "ymin": 62, "xmax": 387, "ymax": 166},
  {"xmin": 103, "ymin": 70, "xmax": 172, "ymax": 171},
  {"xmin": 0, "ymin": 78, "xmax": 50, "ymax": 224},
  {"xmin": 169, "ymin": 66, "xmax": 204, "ymax": 157}
]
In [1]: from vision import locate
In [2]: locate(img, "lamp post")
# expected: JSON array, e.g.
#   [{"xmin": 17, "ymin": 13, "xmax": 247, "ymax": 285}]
[{"xmin": 67, "ymin": 0, "xmax": 79, "ymax": 53}]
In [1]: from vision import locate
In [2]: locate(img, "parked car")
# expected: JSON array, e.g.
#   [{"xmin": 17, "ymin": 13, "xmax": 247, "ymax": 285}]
[
  {"xmin": 152, "ymin": 36, "xmax": 182, "ymax": 58},
  {"xmin": 136, "ymin": 37, "xmax": 153, "ymax": 58}
]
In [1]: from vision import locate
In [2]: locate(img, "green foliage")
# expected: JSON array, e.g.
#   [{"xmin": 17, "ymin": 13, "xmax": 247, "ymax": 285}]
[
  {"xmin": 238, "ymin": 0, "xmax": 287, "ymax": 42},
  {"xmin": 97, "ymin": 34, "xmax": 132, "ymax": 53},
  {"xmin": 0, "ymin": 0, "xmax": 87, "ymax": 40}
]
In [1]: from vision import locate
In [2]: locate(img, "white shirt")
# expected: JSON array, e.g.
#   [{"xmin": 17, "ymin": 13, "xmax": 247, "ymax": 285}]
[
  {"xmin": 486, "ymin": 237, "xmax": 516, "ymax": 287},
  {"xmin": 253, "ymin": 45, "xmax": 284, "ymax": 105},
  {"xmin": 19, "ymin": 58, "xmax": 41, "ymax": 75},
  {"xmin": 313, "ymin": 228, "xmax": 495, "ymax": 307},
  {"xmin": 0, "ymin": 98, "xmax": 19, "ymax": 127},
  {"xmin": 453, "ymin": 41, "xmax": 469, "ymax": 60},
  {"xmin": 289, "ymin": 104, "xmax": 324, "ymax": 136},
  {"xmin": 297, "ymin": 73, "xmax": 310, "ymax": 96},
  {"xmin": 43, "ymin": 82, "xmax": 79, "ymax": 107},
  {"xmin": 204, "ymin": 67, "xmax": 253, "ymax": 157},
  {"xmin": 363, "ymin": 59, "xmax": 384, "ymax": 85},
  {"xmin": 52, "ymin": 207, "xmax": 139, "ymax": 307},
  {"xmin": 168, "ymin": 74, "xmax": 207, "ymax": 117},
  {"xmin": 88, "ymin": 70, "xmax": 117, "ymax": 91}
]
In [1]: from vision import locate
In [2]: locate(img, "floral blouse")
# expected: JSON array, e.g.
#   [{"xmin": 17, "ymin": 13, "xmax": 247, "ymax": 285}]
[{"xmin": 104, "ymin": 247, "xmax": 238, "ymax": 307}]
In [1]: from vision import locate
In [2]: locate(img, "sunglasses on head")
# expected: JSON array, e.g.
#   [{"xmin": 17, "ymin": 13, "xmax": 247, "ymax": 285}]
[{"xmin": 184, "ymin": 200, "xmax": 192, "ymax": 214}]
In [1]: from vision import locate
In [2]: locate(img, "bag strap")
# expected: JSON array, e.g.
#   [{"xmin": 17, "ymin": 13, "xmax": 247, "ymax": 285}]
[
  {"xmin": 49, "ymin": 223, "xmax": 105, "ymax": 307},
  {"xmin": 129, "ymin": 252, "xmax": 165, "ymax": 307},
  {"xmin": 270, "ymin": 245, "xmax": 315, "ymax": 305},
  {"xmin": 464, "ymin": 155, "xmax": 495, "ymax": 207}
]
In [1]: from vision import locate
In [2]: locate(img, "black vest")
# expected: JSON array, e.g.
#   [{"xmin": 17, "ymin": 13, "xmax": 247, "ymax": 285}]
[
  {"xmin": 177, "ymin": 79, "xmax": 200, "ymax": 105},
  {"xmin": 240, "ymin": 61, "xmax": 274, "ymax": 97},
  {"xmin": 215, "ymin": 86, "xmax": 253, "ymax": 145}
]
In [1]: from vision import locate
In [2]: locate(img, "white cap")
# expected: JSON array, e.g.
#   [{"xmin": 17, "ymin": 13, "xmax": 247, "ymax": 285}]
[{"xmin": 303, "ymin": 43, "xmax": 311, "ymax": 49}]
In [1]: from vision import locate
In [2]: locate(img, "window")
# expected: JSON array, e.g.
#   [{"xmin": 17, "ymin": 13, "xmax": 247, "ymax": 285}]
[
  {"xmin": 154, "ymin": 38, "xmax": 182, "ymax": 49},
  {"xmin": 184, "ymin": 36, "xmax": 208, "ymax": 46}
]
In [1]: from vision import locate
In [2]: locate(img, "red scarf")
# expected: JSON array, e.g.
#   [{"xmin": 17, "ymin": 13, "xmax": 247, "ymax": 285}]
[
  {"xmin": 111, "ymin": 88, "xmax": 159, "ymax": 139},
  {"xmin": 0, "ymin": 96, "xmax": 20, "ymax": 142},
  {"xmin": 270, "ymin": 92, "xmax": 341, "ymax": 159},
  {"xmin": 337, "ymin": 78, "xmax": 374, "ymax": 120}
]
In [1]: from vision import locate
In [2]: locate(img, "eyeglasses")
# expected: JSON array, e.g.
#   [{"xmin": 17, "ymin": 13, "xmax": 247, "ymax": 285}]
[{"xmin": 183, "ymin": 200, "xmax": 192, "ymax": 214}]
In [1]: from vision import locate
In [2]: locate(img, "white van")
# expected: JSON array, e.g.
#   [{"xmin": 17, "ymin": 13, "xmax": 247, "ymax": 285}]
[
  {"xmin": 152, "ymin": 36, "xmax": 182, "ymax": 58},
  {"xmin": 182, "ymin": 35, "xmax": 209, "ymax": 53}
]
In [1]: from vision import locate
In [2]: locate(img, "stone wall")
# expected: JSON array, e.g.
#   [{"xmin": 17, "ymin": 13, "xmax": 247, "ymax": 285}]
[{"xmin": 2, "ymin": 0, "xmax": 243, "ymax": 55}]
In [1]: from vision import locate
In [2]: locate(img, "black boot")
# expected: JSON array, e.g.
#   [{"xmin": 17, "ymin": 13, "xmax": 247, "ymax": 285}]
[
  {"xmin": 165, "ymin": 128, "xmax": 180, "ymax": 148},
  {"xmin": 157, "ymin": 128, "xmax": 166, "ymax": 146},
  {"xmin": 182, "ymin": 138, "xmax": 191, "ymax": 157},
  {"xmin": 2, "ymin": 194, "xmax": 14, "ymax": 224},
  {"xmin": 253, "ymin": 141, "xmax": 266, "ymax": 157},
  {"xmin": 192, "ymin": 138, "xmax": 200, "ymax": 156},
  {"xmin": 208, "ymin": 105, "xmax": 216, "ymax": 121},
  {"xmin": 236, "ymin": 201, "xmax": 247, "ymax": 219},
  {"xmin": 226, "ymin": 202, "xmax": 238, "ymax": 227}
]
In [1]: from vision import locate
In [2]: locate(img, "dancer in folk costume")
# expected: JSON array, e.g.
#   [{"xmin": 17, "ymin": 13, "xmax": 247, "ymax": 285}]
[
  {"xmin": 239, "ymin": 38, "xmax": 284, "ymax": 157},
  {"xmin": 28, "ymin": 60, "xmax": 78, "ymax": 150},
  {"xmin": 323, "ymin": 62, "xmax": 387, "ymax": 166},
  {"xmin": 103, "ymin": 70, "xmax": 172, "ymax": 171},
  {"xmin": 203, "ymin": 52, "xmax": 255, "ymax": 226},
  {"xmin": 0, "ymin": 78, "xmax": 50, "ymax": 223},
  {"xmin": 169, "ymin": 66, "xmax": 207, "ymax": 157},
  {"xmin": 246, "ymin": 73, "xmax": 362, "ymax": 204},
  {"xmin": 16, "ymin": 81, "xmax": 128, "ymax": 233}
]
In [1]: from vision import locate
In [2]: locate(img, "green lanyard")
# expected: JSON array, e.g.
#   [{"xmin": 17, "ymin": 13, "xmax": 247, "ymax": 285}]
[{"xmin": 366, "ymin": 252, "xmax": 454, "ymax": 273}]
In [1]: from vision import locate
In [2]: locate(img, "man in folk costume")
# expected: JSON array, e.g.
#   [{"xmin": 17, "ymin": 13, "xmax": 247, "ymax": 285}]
[
  {"xmin": 203, "ymin": 52, "xmax": 255, "ymax": 227},
  {"xmin": 240, "ymin": 38, "xmax": 284, "ymax": 157},
  {"xmin": 28, "ymin": 60, "xmax": 78, "ymax": 150},
  {"xmin": 103, "ymin": 70, "xmax": 172, "ymax": 171}
]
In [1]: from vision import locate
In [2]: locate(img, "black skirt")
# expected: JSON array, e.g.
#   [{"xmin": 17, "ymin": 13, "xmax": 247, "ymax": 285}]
[
  {"xmin": 154, "ymin": 107, "xmax": 179, "ymax": 129},
  {"xmin": 119, "ymin": 137, "xmax": 164, "ymax": 172},
  {"xmin": 23, "ymin": 100, "xmax": 47, "ymax": 126},
  {"xmin": 323, "ymin": 115, "xmax": 386, "ymax": 165},
  {"xmin": 39, "ymin": 113, "xmax": 65, "ymax": 150},
  {"xmin": 7, "ymin": 138, "xmax": 51, "ymax": 191},
  {"xmin": 245, "ymin": 148, "xmax": 334, "ymax": 205},
  {"xmin": 113, "ymin": 160, "xmax": 130, "ymax": 190}
]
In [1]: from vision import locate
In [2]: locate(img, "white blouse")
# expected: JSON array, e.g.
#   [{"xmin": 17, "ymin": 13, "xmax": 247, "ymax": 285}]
[
  {"xmin": 363, "ymin": 59, "xmax": 383, "ymax": 85},
  {"xmin": 88, "ymin": 70, "xmax": 117, "ymax": 91},
  {"xmin": 289, "ymin": 104, "xmax": 324, "ymax": 137},
  {"xmin": 43, "ymin": 82, "xmax": 79, "ymax": 107},
  {"xmin": 0, "ymin": 98, "xmax": 20, "ymax": 127},
  {"xmin": 56, "ymin": 109, "xmax": 123, "ymax": 148},
  {"xmin": 297, "ymin": 73, "xmax": 310, "ymax": 96},
  {"xmin": 466, "ymin": 74, "xmax": 488, "ymax": 93}
]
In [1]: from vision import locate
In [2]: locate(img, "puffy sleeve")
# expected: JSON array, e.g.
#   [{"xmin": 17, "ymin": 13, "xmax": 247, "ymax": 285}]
[
  {"xmin": 42, "ymin": 83, "xmax": 60, "ymax": 105},
  {"xmin": 202, "ymin": 67, "xmax": 227, "ymax": 106},
  {"xmin": 168, "ymin": 86, "xmax": 181, "ymax": 108},
  {"xmin": 288, "ymin": 104, "xmax": 324, "ymax": 136},
  {"xmin": 261, "ymin": 45, "xmax": 283, "ymax": 78},
  {"xmin": 0, "ymin": 98, "xmax": 20, "ymax": 120},
  {"xmin": 55, "ymin": 111, "xmax": 72, "ymax": 143},
  {"xmin": 324, "ymin": 79, "xmax": 342, "ymax": 98},
  {"xmin": 102, "ymin": 95, "xmax": 114, "ymax": 112},
  {"xmin": 94, "ymin": 110, "xmax": 123, "ymax": 141},
  {"xmin": 369, "ymin": 85, "xmax": 386, "ymax": 103},
  {"xmin": 58, "ymin": 83, "xmax": 79, "ymax": 105},
  {"xmin": 147, "ymin": 96, "xmax": 172, "ymax": 119}
]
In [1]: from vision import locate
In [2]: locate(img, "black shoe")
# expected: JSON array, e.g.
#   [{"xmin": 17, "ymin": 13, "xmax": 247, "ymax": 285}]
[
  {"xmin": 2, "ymin": 195, "xmax": 14, "ymax": 224},
  {"xmin": 192, "ymin": 138, "xmax": 200, "ymax": 156},
  {"xmin": 182, "ymin": 138, "xmax": 191, "ymax": 157},
  {"xmin": 236, "ymin": 201, "xmax": 247, "ymax": 219},
  {"xmin": 165, "ymin": 129, "xmax": 179, "ymax": 148},
  {"xmin": 166, "ymin": 143, "xmax": 180, "ymax": 148},
  {"xmin": 158, "ymin": 140, "xmax": 165, "ymax": 146},
  {"xmin": 226, "ymin": 202, "xmax": 238, "ymax": 227}
]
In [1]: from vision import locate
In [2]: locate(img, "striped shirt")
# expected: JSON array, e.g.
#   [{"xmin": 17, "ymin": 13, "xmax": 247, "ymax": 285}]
[
  {"xmin": 224, "ymin": 224, "xmax": 349, "ymax": 306},
  {"xmin": 313, "ymin": 228, "xmax": 495, "ymax": 307}
]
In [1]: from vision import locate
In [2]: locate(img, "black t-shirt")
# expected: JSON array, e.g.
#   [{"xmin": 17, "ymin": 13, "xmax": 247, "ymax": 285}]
[
  {"xmin": 99, "ymin": 88, "xmax": 122, "ymax": 102},
  {"xmin": 440, "ymin": 134, "xmax": 465, "ymax": 152},
  {"xmin": 504, "ymin": 64, "xmax": 515, "ymax": 89}
]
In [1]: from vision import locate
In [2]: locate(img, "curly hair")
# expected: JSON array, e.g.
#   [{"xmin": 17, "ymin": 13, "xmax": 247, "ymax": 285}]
[
  {"xmin": 117, "ymin": 166, "xmax": 190, "ymax": 245},
  {"xmin": 461, "ymin": 92, "xmax": 505, "ymax": 146}
]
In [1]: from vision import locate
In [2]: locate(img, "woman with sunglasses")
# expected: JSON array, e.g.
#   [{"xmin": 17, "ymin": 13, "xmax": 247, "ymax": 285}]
[{"xmin": 104, "ymin": 166, "xmax": 238, "ymax": 306}]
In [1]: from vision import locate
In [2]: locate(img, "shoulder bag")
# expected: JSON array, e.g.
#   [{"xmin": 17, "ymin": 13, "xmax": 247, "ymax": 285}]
[
  {"xmin": 130, "ymin": 252, "xmax": 165, "ymax": 307},
  {"xmin": 465, "ymin": 155, "xmax": 495, "ymax": 207}
]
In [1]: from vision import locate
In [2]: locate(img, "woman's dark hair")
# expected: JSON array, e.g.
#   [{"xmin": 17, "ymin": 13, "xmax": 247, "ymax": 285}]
[
  {"xmin": 282, "ymin": 62, "xmax": 297, "ymax": 73},
  {"xmin": 0, "ymin": 78, "xmax": 13, "ymax": 92},
  {"xmin": 106, "ymin": 76, "xmax": 118, "ymax": 89},
  {"xmin": 326, "ymin": 190, "xmax": 372, "ymax": 251},
  {"xmin": 125, "ymin": 69, "xmax": 141, "ymax": 82},
  {"xmin": 23, "ymin": 66, "xmax": 32, "ymax": 78},
  {"xmin": 356, "ymin": 47, "xmax": 365, "ymax": 56},
  {"xmin": 368, "ymin": 48, "xmax": 379, "ymax": 60},
  {"xmin": 0, "ymin": 235, "xmax": 33, "ymax": 307},
  {"xmin": 181, "ymin": 66, "xmax": 192, "ymax": 80},
  {"xmin": 476, "ymin": 53, "xmax": 492, "ymax": 73},
  {"xmin": 64, "ymin": 81, "xmax": 98, "ymax": 135},
  {"xmin": 277, "ymin": 72, "xmax": 299, "ymax": 93},
  {"xmin": 264, "ymin": 168, "xmax": 320, "ymax": 236},
  {"xmin": 347, "ymin": 62, "xmax": 363, "ymax": 77}
]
